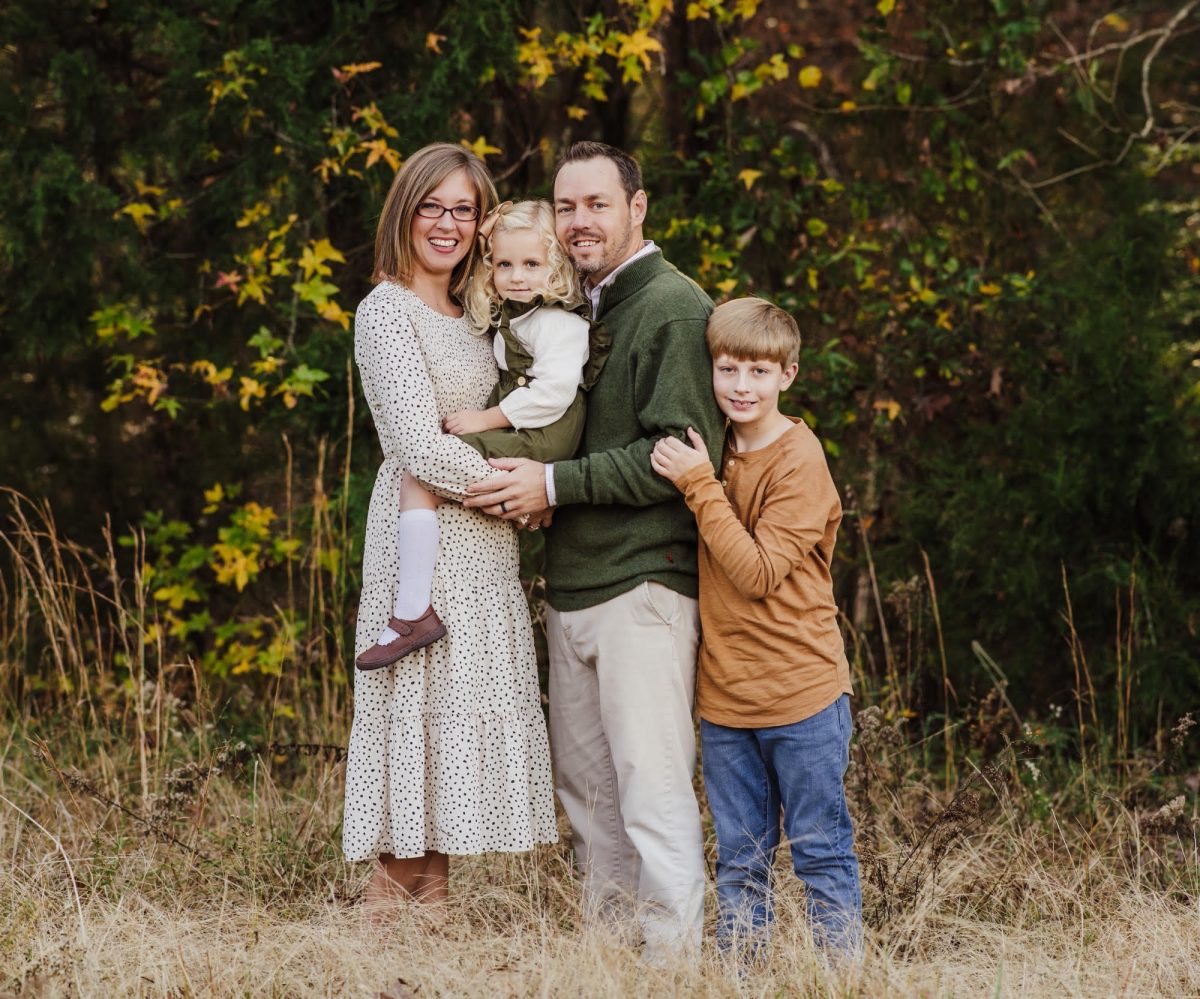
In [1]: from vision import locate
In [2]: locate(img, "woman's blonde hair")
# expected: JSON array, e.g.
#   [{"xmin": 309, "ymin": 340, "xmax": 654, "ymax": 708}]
[
  {"xmin": 463, "ymin": 200, "xmax": 582, "ymax": 332},
  {"xmin": 372, "ymin": 143, "xmax": 498, "ymax": 301}
]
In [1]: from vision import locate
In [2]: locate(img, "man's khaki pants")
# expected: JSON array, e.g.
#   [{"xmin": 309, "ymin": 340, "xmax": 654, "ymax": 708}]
[{"xmin": 547, "ymin": 581, "xmax": 705, "ymax": 957}]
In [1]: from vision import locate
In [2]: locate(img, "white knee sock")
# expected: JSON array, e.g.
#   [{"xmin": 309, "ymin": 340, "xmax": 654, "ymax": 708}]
[{"xmin": 377, "ymin": 509, "xmax": 440, "ymax": 644}]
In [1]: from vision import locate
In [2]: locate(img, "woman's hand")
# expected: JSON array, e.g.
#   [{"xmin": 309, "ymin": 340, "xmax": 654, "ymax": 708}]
[
  {"xmin": 444, "ymin": 406, "xmax": 510, "ymax": 436},
  {"xmin": 650, "ymin": 427, "xmax": 713, "ymax": 486},
  {"xmin": 517, "ymin": 506, "xmax": 554, "ymax": 532}
]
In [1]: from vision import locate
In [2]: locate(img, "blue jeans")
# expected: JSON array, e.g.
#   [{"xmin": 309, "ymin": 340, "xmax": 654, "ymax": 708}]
[{"xmin": 701, "ymin": 694, "xmax": 862, "ymax": 957}]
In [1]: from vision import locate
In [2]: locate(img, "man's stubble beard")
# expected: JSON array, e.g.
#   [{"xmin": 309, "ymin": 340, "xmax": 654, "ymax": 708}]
[{"xmin": 571, "ymin": 214, "xmax": 635, "ymax": 277}]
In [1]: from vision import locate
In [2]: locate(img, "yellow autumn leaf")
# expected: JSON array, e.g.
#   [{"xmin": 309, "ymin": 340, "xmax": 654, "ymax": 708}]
[
  {"xmin": 317, "ymin": 300, "xmax": 352, "ymax": 330},
  {"xmin": 203, "ymin": 482, "xmax": 225, "ymax": 513},
  {"xmin": 241, "ymin": 502, "xmax": 276, "ymax": 536},
  {"xmin": 153, "ymin": 585, "xmax": 195, "ymax": 611},
  {"xmin": 337, "ymin": 61, "xmax": 382, "ymax": 80},
  {"xmin": 616, "ymin": 29, "xmax": 663, "ymax": 72},
  {"xmin": 737, "ymin": 168, "xmax": 763, "ymax": 190},
  {"xmin": 979, "ymin": 282, "xmax": 1002, "ymax": 296},
  {"xmin": 298, "ymin": 238, "xmax": 347, "ymax": 280},
  {"xmin": 252, "ymin": 356, "xmax": 284, "ymax": 376},
  {"xmin": 755, "ymin": 54, "xmax": 789, "ymax": 82},
  {"xmin": 715, "ymin": 278, "xmax": 737, "ymax": 294},
  {"xmin": 361, "ymin": 138, "xmax": 402, "ymax": 170},
  {"xmin": 517, "ymin": 30, "xmax": 554, "ymax": 88},
  {"xmin": 877, "ymin": 0, "xmax": 895, "ymax": 15},
  {"xmin": 230, "ymin": 653, "xmax": 255, "ymax": 675},
  {"xmin": 798, "ymin": 65, "xmax": 822, "ymax": 89},
  {"xmin": 211, "ymin": 544, "xmax": 259, "ymax": 591},
  {"xmin": 239, "ymin": 376, "xmax": 266, "ymax": 411},
  {"xmin": 632, "ymin": 0, "xmax": 673, "ymax": 21},
  {"xmin": 131, "ymin": 364, "xmax": 168, "ymax": 405},
  {"xmin": 236, "ymin": 201, "xmax": 270, "ymax": 228},
  {"xmin": 566, "ymin": 105, "xmax": 588, "ymax": 121},
  {"xmin": 686, "ymin": 1, "xmax": 710, "ymax": 18},
  {"xmin": 873, "ymin": 398, "xmax": 901, "ymax": 420},
  {"xmin": 426, "ymin": 33, "xmax": 445, "ymax": 53},
  {"xmin": 1103, "ymin": 13, "xmax": 1129, "ymax": 31},
  {"xmin": 731, "ymin": 81, "xmax": 752, "ymax": 102},
  {"xmin": 461, "ymin": 136, "xmax": 502, "ymax": 159},
  {"xmin": 192, "ymin": 360, "xmax": 233, "ymax": 386},
  {"xmin": 237, "ymin": 274, "xmax": 268, "ymax": 306},
  {"xmin": 840, "ymin": 100, "xmax": 857, "ymax": 112},
  {"xmin": 119, "ymin": 202, "xmax": 156, "ymax": 231},
  {"xmin": 267, "ymin": 214, "xmax": 298, "ymax": 241},
  {"xmin": 135, "ymin": 180, "xmax": 166, "ymax": 197}
]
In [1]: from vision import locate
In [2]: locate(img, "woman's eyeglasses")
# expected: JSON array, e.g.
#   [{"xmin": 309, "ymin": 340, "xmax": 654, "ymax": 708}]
[{"xmin": 415, "ymin": 202, "xmax": 480, "ymax": 222}]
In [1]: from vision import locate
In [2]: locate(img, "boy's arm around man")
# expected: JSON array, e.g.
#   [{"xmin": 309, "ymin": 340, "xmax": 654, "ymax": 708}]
[{"xmin": 554, "ymin": 314, "xmax": 725, "ymax": 508}]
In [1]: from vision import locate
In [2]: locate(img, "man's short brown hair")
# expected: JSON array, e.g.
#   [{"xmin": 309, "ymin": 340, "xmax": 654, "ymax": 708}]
[
  {"xmin": 706, "ymin": 297, "xmax": 801, "ymax": 368},
  {"xmin": 553, "ymin": 141, "xmax": 643, "ymax": 202}
]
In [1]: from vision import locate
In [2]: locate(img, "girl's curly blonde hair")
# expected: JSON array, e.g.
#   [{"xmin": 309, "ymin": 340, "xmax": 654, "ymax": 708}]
[{"xmin": 463, "ymin": 200, "xmax": 582, "ymax": 333}]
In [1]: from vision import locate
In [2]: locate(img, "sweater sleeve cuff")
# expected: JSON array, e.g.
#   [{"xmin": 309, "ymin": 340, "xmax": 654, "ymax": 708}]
[{"xmin": 552, "ymin": 460, "xmax": 585, "ymax": 506}]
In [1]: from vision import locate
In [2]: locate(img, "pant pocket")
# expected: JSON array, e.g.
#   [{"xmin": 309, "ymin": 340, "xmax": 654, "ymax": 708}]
[{"xmin": 641, "ymin": 581, "xmax": 679, "ymax": 626}]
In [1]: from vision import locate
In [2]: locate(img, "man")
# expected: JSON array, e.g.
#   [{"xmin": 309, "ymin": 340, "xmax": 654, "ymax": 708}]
[{"xmin": 464, "ymin": 141, "xmax": 723, "ymax": 957}]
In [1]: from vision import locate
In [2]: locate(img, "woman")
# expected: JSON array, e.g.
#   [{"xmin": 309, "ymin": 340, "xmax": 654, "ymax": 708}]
[{"xmin": 344, "ymin": 143, "xmax": 557, "ymax": 912}]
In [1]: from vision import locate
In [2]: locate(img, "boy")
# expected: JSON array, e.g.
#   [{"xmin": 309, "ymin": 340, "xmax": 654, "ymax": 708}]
[{"xmin": 650, "ymin": 297, "xmax": 862, "ymax": 959}]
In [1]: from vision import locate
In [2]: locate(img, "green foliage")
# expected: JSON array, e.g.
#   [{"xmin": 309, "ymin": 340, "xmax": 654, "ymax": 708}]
[{"xmin": 1, "ymin": 0, "xmax": 1197, "ymax": 738}]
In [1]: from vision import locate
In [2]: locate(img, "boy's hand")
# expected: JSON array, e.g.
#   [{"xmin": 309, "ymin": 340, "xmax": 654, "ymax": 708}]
[
  {"xmin": 444, "ymin": 407, "xmax": 509, "ymax": 436},
  {"xmin": 650, "ymin": 427, "xmax": 713, "ymax": 485}
]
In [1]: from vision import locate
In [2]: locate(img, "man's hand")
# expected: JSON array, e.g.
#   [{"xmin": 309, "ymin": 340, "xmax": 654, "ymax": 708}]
[
  {"xmin": 650, "ymin": 427, "xmax": 713, "ymax": 486},
  {"xmin": 464, "ymin": 457, "xmax": 549, "ymax": 519},
  {"xmin": 444, "ymin": 406, "xmax": 510, "ymax": 436}
]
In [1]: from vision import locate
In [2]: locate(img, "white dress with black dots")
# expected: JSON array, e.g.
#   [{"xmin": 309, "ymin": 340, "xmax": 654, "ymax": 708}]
[{"xmin": 343, "ymin": 281, "xmax": 558, "ymax": 862}]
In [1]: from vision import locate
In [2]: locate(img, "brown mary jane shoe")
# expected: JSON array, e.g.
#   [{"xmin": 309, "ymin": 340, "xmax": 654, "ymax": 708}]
[{"xmin": 355, "ymin": 606, "xmax": 447, "ymax": 670}]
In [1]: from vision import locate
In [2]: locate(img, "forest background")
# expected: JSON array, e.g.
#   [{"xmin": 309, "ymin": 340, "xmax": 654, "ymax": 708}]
[{"xmin": 1, "ymin": 1, "xmax": 1198, "ymax": 994}]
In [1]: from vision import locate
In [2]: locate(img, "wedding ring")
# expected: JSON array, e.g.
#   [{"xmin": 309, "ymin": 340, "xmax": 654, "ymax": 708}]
[{"xmin": 500, "ymin": 501, "xmax": 508, "ymax": 513}]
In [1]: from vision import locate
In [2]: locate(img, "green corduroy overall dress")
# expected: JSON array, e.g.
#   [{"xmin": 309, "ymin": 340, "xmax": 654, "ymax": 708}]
[{"xmin": 458, "ymin": 297, "xmax": 610, "ymax": 462}]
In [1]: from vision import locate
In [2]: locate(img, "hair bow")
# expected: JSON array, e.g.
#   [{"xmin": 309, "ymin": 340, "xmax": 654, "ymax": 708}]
[{"xmin": 476, "ymin": 200, "xmax": 513, "ymax": 254}]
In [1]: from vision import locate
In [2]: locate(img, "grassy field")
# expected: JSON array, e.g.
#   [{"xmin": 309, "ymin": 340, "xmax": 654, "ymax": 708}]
[
  {"xmin": 2, "ymin": 706, "xmax": 1197, "ymax": 998},
  {"xmin": 1, "ymin": 496, "xmax": 1197, "ymax": 997}
]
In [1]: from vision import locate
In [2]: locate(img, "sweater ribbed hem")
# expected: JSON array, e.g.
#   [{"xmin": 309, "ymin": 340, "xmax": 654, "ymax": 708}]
[{"xmin": 545, "ymin": 570, "xmax": 699, "ymax": 613}]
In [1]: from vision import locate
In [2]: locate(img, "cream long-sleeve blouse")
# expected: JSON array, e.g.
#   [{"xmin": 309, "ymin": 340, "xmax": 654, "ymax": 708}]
[{"xmin": 494, "ymin": 305, "xmax": 590, "ymax": 430}]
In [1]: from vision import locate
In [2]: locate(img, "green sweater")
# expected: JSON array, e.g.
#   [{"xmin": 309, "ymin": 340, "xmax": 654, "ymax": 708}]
[{"xmin": 546, "ymin": 250, "xmax": 724, "ymax": 610}]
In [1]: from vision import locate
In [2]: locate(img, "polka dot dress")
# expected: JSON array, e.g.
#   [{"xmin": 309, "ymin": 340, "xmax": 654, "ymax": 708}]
[{"xmin": 343, "ymin": 281, "xmax": 558, "ymax": 862}]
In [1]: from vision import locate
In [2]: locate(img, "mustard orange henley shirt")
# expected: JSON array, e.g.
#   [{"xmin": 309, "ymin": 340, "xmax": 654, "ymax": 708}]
[{"xmin": 675, "ymin": 417, "xmax": 852, "ymax": 728}]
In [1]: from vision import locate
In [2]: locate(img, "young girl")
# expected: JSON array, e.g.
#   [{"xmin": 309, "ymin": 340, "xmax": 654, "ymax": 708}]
[{"xmin": 356, "ymin": 199, "xmax": 607, "ymax": 670}]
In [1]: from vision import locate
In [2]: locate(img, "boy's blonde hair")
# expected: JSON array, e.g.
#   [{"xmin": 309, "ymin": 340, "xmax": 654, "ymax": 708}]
[
  {"xmin": 706, "ymin": 297, "xmax": 801, "ymax": 368},
  {"xmin": 372, "ymin": 143, "xmax": 497, "ymax": 301},
  {"xmin": 464, "ymin": 200, "xmax": 582, "ymax": 333}
]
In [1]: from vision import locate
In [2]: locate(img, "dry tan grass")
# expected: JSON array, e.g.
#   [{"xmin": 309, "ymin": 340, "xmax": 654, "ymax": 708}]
[
  {"xmin": 1, "ymin": 493, "xmax": 1196, "ymax": 997},
  {"xmin": 3, "ymin": 730, "xmax": 1197, "ymax": 999}
]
